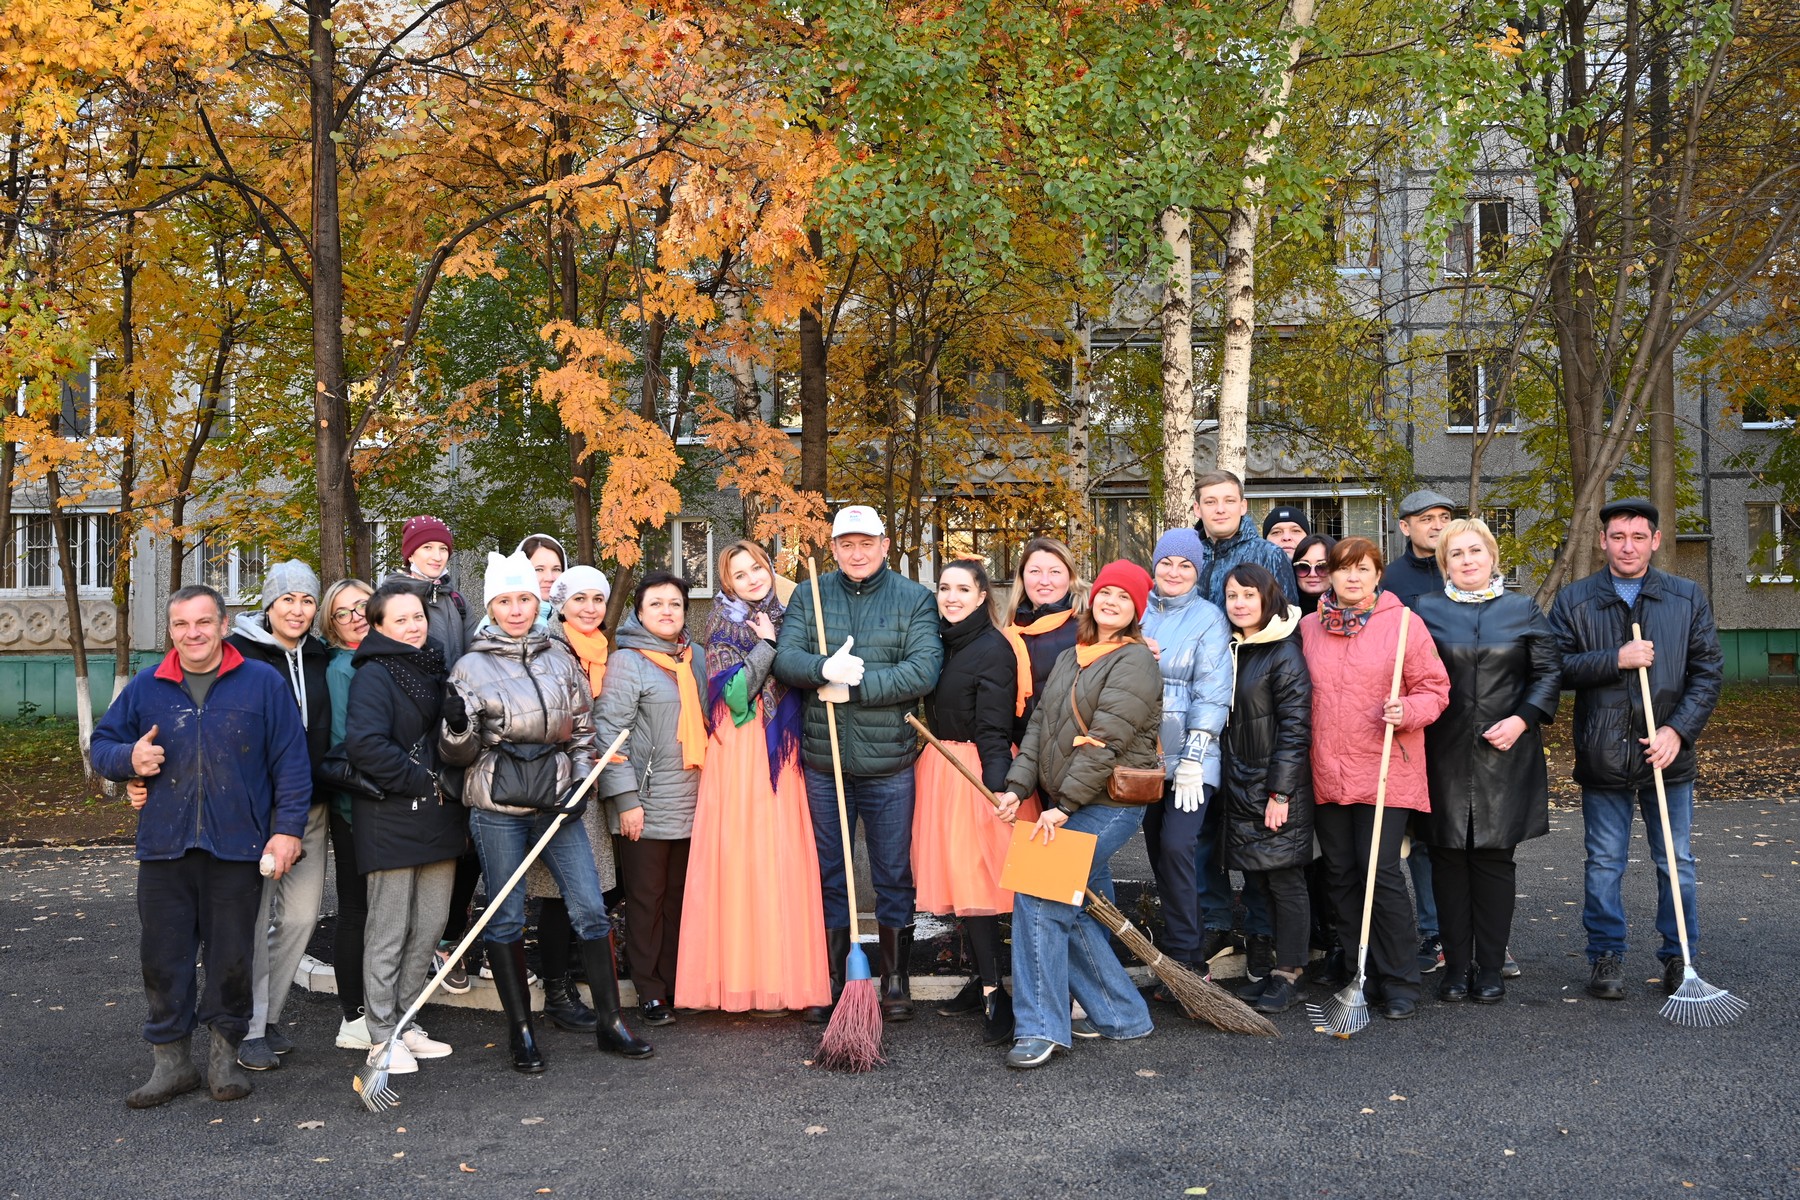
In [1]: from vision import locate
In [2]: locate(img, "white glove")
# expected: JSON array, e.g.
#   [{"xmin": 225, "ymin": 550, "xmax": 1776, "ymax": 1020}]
[
  {"xmin": 821, "ymin": 636, "xmax": 865, "ymax": 685},
  {"xmin": 1172, "ymin": 759, "xmax": 1206, "ymax": 813},
  {"xmin": 818, "ymin": 682, "xmax": 851, "ymax": 704}
]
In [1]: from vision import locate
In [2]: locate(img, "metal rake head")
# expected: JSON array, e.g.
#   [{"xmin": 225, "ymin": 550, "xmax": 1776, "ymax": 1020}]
[
  {"xmin": 1308, "ymin": 982, "xmax": 1370, "ymax": 1037},
  {"xmin": 1660, "ymin": 971, "xmax": 1748, "ymax": 1028},
  {"xmin": 354, "ymin": 1065, "xmax": 400, "ymax": 1113}
]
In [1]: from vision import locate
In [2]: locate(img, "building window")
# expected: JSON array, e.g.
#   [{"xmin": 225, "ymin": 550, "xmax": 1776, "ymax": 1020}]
[
  {"xmin": 198, "ymin": 533, "xmax": 265, "ymax": 603},
  {"xmin": 1446, "ymin": 199, "xmax": 1510, "ymax": 276},
  {"xmin": 7, "ymin": 511, "xmax": 116, "ymax": 591},
  {"xmin": 1747, "ymin": 503, "xmax": 1800, "ymax": 583},
  {"xmin": 1446, "ymin": 352, "xmax": 1515, "ymax": 432},
  {"xmin": 1250, "ymin": 494, "xmax": 1386, "ymax": 543},
  {"xmin": 1093, "ymin": 495, "xmax": 1156, "ymax": 567},
  {"xmin": 1741, "ymin": 387, "xmax": 1798, "ymax": 429},
  {"xmin": 672, "ymin": 519, "xmax": 714, "ymax": 597},
  {"xmin": 1329, "ymin": 180, "xmax": 1380, "ymax": 271},
  {"xmin": 1480, "ymin": 506, "xmax": 1527, "ymax": 585}
]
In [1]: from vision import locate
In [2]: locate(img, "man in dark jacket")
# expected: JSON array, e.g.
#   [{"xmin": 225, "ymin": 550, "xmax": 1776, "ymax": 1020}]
[
  {"xmin": 93, "ymin": 584, "xmax": 312, "ymax": 1108},
  {"xmin": 1549, "ymin": 499, "xmax": 1724, "ymax": 1003},
  {"xmin": 774, "ymin": 505, "xmax": 943, "ymax": 1022},
  {"xmin": 1192, "ymin": 471, "xmax": 1299, "ymax": 607},
  {"xmin": 226, "ymin": 559, "xmax": 332, "ymax": 1070}
]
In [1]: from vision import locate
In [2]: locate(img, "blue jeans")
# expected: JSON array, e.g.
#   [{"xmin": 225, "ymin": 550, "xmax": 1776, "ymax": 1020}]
[
  {"xmin": 1012, "ymin": 804, "xmax": 1155, "ymax": 1049},
  {"xmin": 1409, "ymin": 841, "xmax": 1440, "ymax": 939},
  {"xmin": 469, "ymin": 809, "xmax": 611, "ymax": 944},
  {"xmin": 1582, "ymin": 782, "xmax": 1698, "ymax": 962},
  {"xmin": 805, "ymin": 765, "xmax": 916, "ymax": 929}
]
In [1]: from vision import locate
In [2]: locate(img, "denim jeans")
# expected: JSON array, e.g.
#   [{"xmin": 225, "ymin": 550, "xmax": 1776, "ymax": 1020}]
[
  {"xmin": 469, "ymin": 809, "xmax": 611, "ymax": 944},
  {"xmin": 1582, "ymin": 782, "xmax": 1698, "ymax": 962},
  {"xmin": 805, "ymin": 765, "xmax": 916, "ymax": 929},
  {"xmin": 1409, "ymin": 840, "xmax": 1440, "ymax": 939},
  {"xmin": 1012, "ymin": 804, "xmax": 1155, "ymax": 1049}
]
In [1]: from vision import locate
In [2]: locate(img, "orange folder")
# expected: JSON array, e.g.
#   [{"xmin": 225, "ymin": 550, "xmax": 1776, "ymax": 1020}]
[{"xmin": 1000, "ymin": 820, "xmax": 1099, "ymax": 907}]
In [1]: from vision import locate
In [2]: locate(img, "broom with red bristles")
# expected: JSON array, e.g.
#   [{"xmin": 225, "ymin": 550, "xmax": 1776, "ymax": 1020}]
[{"xmin": 807, "ymin": 557, "xmax": 884, "ymax": 1071}]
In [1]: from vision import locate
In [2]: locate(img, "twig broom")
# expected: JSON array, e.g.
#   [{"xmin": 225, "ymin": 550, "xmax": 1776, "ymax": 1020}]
[
  {"xmin": 1632, "ymin": 623, "xmax": 1747, "ymax": 1028},
  {"xmin": 905, "ymin": 714, "xmax": 1276, "ymax": 1038}
]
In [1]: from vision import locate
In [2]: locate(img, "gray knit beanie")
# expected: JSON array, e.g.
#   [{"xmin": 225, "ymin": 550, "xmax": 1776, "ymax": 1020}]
[{"xmin": 262, "ymin": 560, "xmax": 322, "ymax": 609}]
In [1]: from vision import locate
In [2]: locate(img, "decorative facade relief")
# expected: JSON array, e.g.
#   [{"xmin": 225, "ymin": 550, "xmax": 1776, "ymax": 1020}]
[{"xmin": 0, "ymin": 597, "xmax": 119, "ymax": 652}]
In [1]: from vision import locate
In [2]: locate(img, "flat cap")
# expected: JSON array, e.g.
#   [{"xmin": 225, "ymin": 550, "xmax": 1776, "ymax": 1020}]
[
  {"xmin": 1598, "ymin": 497, "xmax": 1659, "ymax": 528},
  {"xmin": 1397, "ymin": 489, "xmax": 1458, "ymax": 520}
]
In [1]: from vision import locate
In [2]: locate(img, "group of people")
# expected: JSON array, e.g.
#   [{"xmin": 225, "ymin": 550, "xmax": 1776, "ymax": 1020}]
[{"xmin": 94, "ymin": 471, "xmax": 1726, "ymax": 1103}]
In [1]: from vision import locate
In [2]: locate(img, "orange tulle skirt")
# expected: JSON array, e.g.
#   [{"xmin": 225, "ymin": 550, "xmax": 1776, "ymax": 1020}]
[
  {"xmin": 912, "ymin": 740, "xmax": 1041, "ymax": 917},
  {"xmin": 674, "ymin": 711, "xmax": 830, "ymax": 1011}
]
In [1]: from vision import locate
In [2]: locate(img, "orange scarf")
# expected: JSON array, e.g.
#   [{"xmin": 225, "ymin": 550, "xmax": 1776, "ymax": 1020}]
[
  {"xmin": 1008, "ymin": 608, "xmax": 1074, "ymax": 638},
  {"xmin": 999, "ymin": 629, "xmax": 1033, "ymax": 718},
  {"xmin": 1070, "ymin": 639, "xmax": 1130, "ymax": 746},
  {"xmin": 638, "ymin": 648, "xmax": 707, "ymax": 770},
  {"xmin": 563, "ymin": 623, "xmax": 609, "ymax": 696}
]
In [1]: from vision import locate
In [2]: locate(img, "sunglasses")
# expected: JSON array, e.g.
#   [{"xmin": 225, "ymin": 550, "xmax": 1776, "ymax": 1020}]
[
  {"xmin": 1293, "ymin": 562, "xmax": 1329, "ymax": 576},
  {"xmin": 331, "ymin": 601, "xmax": 369, "ymax": 621}
]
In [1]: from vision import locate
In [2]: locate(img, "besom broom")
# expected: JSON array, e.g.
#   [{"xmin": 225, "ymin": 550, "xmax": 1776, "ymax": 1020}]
[{"xmin": 905, "ymin": 714, "xmax": 1276, "ymax": 1038}]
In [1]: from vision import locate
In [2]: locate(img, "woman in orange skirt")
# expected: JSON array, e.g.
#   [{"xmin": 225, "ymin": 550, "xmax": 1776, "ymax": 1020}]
[
  {"xmin": 674, "ymin": 540, "xmax": 830, "ymax": 1015},
  {"xmin": 915, "ymin": 558, "xmax": 1038, "ymax": 1044}
]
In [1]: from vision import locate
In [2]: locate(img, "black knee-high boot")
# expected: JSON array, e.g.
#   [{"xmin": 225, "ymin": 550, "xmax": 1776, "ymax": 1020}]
[
  {"xmin": 577, "ymin": 937, "xmax": 654, "ymax": 1059},
  {"xmin": 486, "ymin": 939, "xmax": 544, "ymax": 1073}
]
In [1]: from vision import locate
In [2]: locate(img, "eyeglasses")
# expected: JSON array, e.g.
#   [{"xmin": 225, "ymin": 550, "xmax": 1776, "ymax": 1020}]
[
  {"xmin": 331, "ymin": 601, "xmax": 369, "ymax": 621},
  {"xmin": 1293, "ymin": 562, "xmax": 1328, "ymax": 576}
]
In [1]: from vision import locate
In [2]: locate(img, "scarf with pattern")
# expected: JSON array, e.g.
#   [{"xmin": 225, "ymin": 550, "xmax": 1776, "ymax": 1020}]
[
  {"xmin": 1445, "ymin": 574, "xmax": 1506, "ymax": 604},
  {"xmin": 1317, "ymin": 591, "xmax": 1379, "ymax": 638},
  {"xmin": 703, "ymin": 590, "xmax": 802, "ymax": 790}
]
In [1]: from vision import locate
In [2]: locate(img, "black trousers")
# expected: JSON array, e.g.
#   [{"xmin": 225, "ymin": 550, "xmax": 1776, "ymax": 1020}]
[
  {"xmin": 441, "ymin": 846, "xmax": 481, "ymax": 942},
  {"xmin": 137, "ymin": 851, "xmax": 262, "ymax": 1044},
  {"xmin": 1430, "ymin": 845, "xmax": 1516, "ymax": 985},
  {"xmin": 1314, "ymin": 804, "xmax": 1421, "ymax": 1000},
  {"xmin": 615, "ymin": 836, "xmax": 690, "ymax": 1005},
  {"xmin": 327, "ymin": 810, "xmax": 367, "ymax": 1018},
  {"xmin": 538, "ymin": 897, "xmax": 575, "ymax": 981},
  {"xmin": 1246, "ymin": 866, "xmax": 1310, "ymax": 972}
]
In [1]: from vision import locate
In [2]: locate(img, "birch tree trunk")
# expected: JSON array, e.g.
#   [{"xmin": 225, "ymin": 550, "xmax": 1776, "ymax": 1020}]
[{"xmin": 1159, "ymin": 206, "xmax": 1196, "ymax": 527}]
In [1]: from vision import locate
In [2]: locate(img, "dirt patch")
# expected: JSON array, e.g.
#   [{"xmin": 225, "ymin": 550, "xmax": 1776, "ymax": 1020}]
[{"xmin": 0, "ymin": 721, "xmax": 135, "ymax": 847}]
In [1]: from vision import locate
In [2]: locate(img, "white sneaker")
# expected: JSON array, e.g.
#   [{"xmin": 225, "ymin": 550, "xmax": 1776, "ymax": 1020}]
[
  {"xmin": 400, "ymin": 1026, "xmax": 453, "ymax": 1059},
  {"xmin": 369, "ymin": 1040, "xmax": 418, "ymax": 1075},
  {"xmin": 336, "ymin": 1014, "xmax": 373, "ymax": 1050}
]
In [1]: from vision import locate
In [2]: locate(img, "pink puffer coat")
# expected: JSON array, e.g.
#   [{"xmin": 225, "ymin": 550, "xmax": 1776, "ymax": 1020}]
[{"xmin": 1300, "ymin": 591, "xmax": 1450, "ymax": 812}]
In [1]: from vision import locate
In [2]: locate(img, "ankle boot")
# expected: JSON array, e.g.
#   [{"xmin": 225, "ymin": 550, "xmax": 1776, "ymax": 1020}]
[
  {"xmin": 206, "ymin": 1029, "xmax": 252, "ymax": 1101},
  {"xmin": 486, "ymin": 938, "xmax": 545, "ymax": 1073},
  {"xmin": 981, "ymin": 987, "xmax": 1015, "ymax": 1046},
  {"xmin": 1244, "ymin": 934, "xmax": 1274, "ymax": 983},
  {"xmin": 577, "ymin": 937, "xmax": 654, "ymax": 1059},
  {"xmin": 804, "ymin": 927, "xmax": 850, "ymax": 1025},
  {"xmin": 542, "ymin": 975, "xmax": 598, "ymax": 1033},
  {"xmin": 126, "ymin": 1036, "xmax": 201, "ymax": 1108},
  {"xmin": 878, "ymin": 925, "xmax": 915, "ymax": 1021}
]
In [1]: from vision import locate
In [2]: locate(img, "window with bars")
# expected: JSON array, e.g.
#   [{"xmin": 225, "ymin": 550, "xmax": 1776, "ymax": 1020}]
[
  {"xmin": 197, "ymin": 533, "xmax": 265, "ymax": 602},
  {"xmin": 1447, "ymin": 352, "xmax": 1516, "ymax": 432},
  {"xmin": 1480, "ymin": 506, "xmax": 1526, "ymax": 585},
  {"xmin": 672, "ymin": 519, "xmax": 714, "ymax": 597},
  {"xmin": 1249, "ymin": 495, "xmax": 1387, "ymax": 543},
  {"xmin": 1446, "ymin": 199, "xmax": 1511, "ymax": 276},
  {"xmin": 1747, "ymin": 503, "xmax": 1800, "ymax": 582},
  {"xmin": 6, "ymin": 511, "xmax": 116, "ymax": 591}
]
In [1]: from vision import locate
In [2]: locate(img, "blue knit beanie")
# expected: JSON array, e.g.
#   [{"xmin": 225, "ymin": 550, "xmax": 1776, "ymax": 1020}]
[{"xmin": 1151, "ymin": 528, "xmax": 1206, "ymax": 576}]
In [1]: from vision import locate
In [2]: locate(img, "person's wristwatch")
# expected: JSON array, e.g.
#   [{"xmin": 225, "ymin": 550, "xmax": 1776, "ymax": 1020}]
[{"xmin": 1268, "ymin": 792, "xmax": 1291, "ymax": 805}]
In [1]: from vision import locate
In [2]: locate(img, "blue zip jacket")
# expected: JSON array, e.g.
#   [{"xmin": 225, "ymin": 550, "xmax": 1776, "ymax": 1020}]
[
  {"xmin": 92, "ymin": 645, "xmax": 314, "ymax": 863},
  {"xmin": 1196, "ymin": 514, "xmax": 1300, "ymax": 608},
  {"xmin": 1141, "ymin": 583, "xmax": 1232, "ymax": 785}
]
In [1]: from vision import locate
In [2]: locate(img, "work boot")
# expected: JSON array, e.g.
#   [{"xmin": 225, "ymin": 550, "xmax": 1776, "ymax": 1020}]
[
  {"xmin": 542, "ymin": 975, "xmax": 598, "ymax": 1033},
  {"xmin": 578, "ymin": 937, "xmax": 654, "ymax": 1060},
  {"xmin": 938, "ymin": 978, "xmax": 984, "ymax": 1017},
  {"xmin": 804, "ymin": 928, "xmax": 850, "ymax": 1025},
  {"xmin": 1587, "ymin": 953, "xmax": 1626, "ymax": 1001},
  {"xmin": 206, "ymin": 1030, "xmax": 253, "ymax": 1101},
  {"xmin": 126, "ymin": 1036, "xmax": 201, "ymax": 1109},
  {"xmin": 981, "ymin": 987, "xmax": 1015, "ymax": 1046},
  {"xmin": 878, "ymin": 925, "xmax": 915, "ymax": 1021},
  {"xmin": 486, "ymin": 938, "xmax": 545, "ymax": 1073}
]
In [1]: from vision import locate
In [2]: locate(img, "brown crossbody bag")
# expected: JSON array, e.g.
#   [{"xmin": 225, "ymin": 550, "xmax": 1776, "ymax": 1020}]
[{"xmin": 1068, "ymin": 676, "xmax": 1165, "ymax": 805}]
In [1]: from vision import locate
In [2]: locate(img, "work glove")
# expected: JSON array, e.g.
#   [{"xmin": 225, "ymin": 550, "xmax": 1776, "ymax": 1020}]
[
  {"xmin": 442, "ymin": 684, "xmax": 470, "ymax": 735},
  {"xmin": 1172, "ymin": 759, "xmax": 1207, "ymax": 813},
  {"xmin": 818, "ymin": 682, "xmax": 851, "ymax": 705},
  {"xmin": 555, "ymin": 782, "xmax": 589, "ymax": 822},
  {"xmin": 820, "ymin": 636, "xmax": 865, "ymax": 686}
]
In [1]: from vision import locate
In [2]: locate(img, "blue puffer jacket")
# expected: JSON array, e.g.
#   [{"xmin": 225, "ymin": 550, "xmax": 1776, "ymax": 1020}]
[
  {"xmin": 1141, "ymin": 584, "xmax": 1232, "ymax": 785},
  {"xmin": 92, "ymin": 646, "xmax": 314, "ymax": 863},
  {"xmin": 1196, "ymin": 514, "xmax": 1300, "ymax": 608}
]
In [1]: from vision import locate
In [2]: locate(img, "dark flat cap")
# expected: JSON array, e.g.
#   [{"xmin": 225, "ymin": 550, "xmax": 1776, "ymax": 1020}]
[
  {"xmin": 1262, "ymin": 506, "xmax": 1311, "ymax": 538},
  {"xmin": 1397, "ymin": 489, "xmax": 1458, "ymax": 520},
  {"xmin": 1598, "ymin": 497, "xmax": 1659, "ymax": 528}
]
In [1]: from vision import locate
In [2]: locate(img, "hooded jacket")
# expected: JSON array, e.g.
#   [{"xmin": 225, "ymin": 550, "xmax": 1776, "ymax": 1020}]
[
  {"xmin": 379, "ymin": 570, "xmax": 477, "ymax": 666},
  {"xmin": 1196, "ymin": 514, "xmax": 1300, "ymax": 608},
  {"xmin": 1414, "ymin": 588, "xmax": 1561, "ymax": 849},
  {"xmin": 1004, "ymin": 642, "xmax": 1163, "ymax": 812},
  {"xmin": 1141, "ymin": 583, "xmax": 1232, "ymax": 784},
  {"xmin": 1300, "ymin": 590, "xmax": 1450, "ymax": 813},
  {"xmin": 439, "ymin": 623, "xmax": 597, "ymax": 814},
  {"xmin": 923, "ymin": 607, "xmax": 1019, "ymax": 793},
  {"xmin": 92, "ymin": 646, "xmax": 313, "ymax": 862},
  {"xmin": 228, "ymin": 612, "xmax": 332, "ymax": 786},
  {"xmin": 1220, "ymin": 609, "xmax": 1314, "ymax": 873},
  {"xmin": 594, "ymin": 611, "xmax": 708, "ymax": 841},
  {"xmin": 772, "ymin": 562, "xmax": 943, "ymax": 778},
  {"xmin": 344, "ymin": 631, "xmax": 467, "ymax": 872}
]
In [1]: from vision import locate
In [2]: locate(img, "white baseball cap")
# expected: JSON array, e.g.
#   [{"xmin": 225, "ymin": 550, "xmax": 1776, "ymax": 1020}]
[{"xmin": 831, "ymin": 505, "xmax": 886, "ymax": 539}]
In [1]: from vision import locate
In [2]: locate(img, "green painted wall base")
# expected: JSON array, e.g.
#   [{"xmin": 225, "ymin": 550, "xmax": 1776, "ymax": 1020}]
[
  {"xmin": 0, "ymin": 653, "xmax": 163, "ymax": 719},
  {"xmin": 1718, "ymin": 629, "xmax": 1800, "ymax": 683}
]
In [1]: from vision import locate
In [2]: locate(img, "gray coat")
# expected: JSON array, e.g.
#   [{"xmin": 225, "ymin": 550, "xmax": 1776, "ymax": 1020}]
[
  {"xmin": 439, "ymin": 625, "xmax": 597, "ymax": 814},
  {"xmin": 596, "ymin": 613, "xmax": 708, "ymax": 841}
]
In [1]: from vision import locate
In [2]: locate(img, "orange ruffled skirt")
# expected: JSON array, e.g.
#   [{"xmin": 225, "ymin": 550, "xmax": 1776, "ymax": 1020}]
[
  {"xmin": 674, "ymin": 711, "xmax": 830, "ymax": 1011},
  {"xmin": 912, "ymin": 740, "xmax": 1041, "ymax": 917}
]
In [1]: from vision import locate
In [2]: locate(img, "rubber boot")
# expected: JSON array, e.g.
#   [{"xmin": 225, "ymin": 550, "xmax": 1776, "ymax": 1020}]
[
  {"xmin": 981, "ymin": 987, "xmax": 1015, "ymax": 1046},
  {"xmin": 878, "ymin": 925, "xmax": 915, "ymax": 1021},
  {"xmin": 206, "ymin": 1029, "xmax": 253, "ymax": 1102},
  {"xmin": 486, "ymin": 938, "xmax": 545, "ymax": 1074},
  {"xmin": 542, "ymin": 975, "xmax": 598, "ymax": 1033},
  {"xmin": 578, "ymin": 937, "xmax": 654, "ymax": 1059},
  {"xmin": 803, "ymin": 928, "xmax": 850, "ymax": 1025},
  {"xmin": 126, "ymin": 1036, "xmax": 201, "ymax": 1109}
]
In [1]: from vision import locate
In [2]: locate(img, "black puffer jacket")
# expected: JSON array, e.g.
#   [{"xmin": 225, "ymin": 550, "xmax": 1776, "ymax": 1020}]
[
  {"xmin": 228, "ymin": 614, "xmax": 332, "ymax": 786},
  {"xmin": 1547, "ymin": 568, "xmax": 1723, "ymax": 789},
  {"xmin": 344, "ymin": 631, "xmax": 467, "ymax": 873},
  {"xmin": 1220, "ymin": 612, "xmax": 1314, "ymax": 873},
  {"xmin": 923, "ymin": 608, "xmax": 1018, "ymax": 793},
  {"xmin": 1414, "ymin": 590, "xmax": 1561, "ymax": 849},
  {"xmin": 1005, "ymin": 642, "xmax": 1162, "ymax": 812},
  {"xmin": 1008, "ymin": 597, "xmax": 1079, "ymax": 745}
]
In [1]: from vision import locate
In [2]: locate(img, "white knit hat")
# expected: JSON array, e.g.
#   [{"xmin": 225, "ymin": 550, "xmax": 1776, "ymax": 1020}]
[
  {"xmin": 483, "ymin": 551, "xmax": 538, "ymax": 604},
  {"xmin": 551, "ymin": 565, "xmax": 611, "ymax": 606}
]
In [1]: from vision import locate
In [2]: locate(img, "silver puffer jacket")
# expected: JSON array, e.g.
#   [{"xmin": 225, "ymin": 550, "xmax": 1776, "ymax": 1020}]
[{"xmin": 440, "ymin": 624, "xmax": 597, "ymax": 815}]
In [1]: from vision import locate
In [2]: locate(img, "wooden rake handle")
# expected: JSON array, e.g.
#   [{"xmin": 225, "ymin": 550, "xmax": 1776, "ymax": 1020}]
[
  {"xmin": 1632, "ymin": 621, "xmax": 1694, "ymax": 962},
  {"xmin": 1354, "ymin": 608, "xmax": 1411, "ymax": 966},
  {"xmin": 809, "ymin": 557, "xmax": 863, "ymax": 934}
]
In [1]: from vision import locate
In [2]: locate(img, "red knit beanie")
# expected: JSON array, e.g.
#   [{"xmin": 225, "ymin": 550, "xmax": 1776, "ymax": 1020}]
[
  {"xmin": 1089, "ymin": 559, "xmax": 1153, "ymax": 621},
  {"xmin": 401, "ymin": 515, "xmax": 454, "ymax": 563}
]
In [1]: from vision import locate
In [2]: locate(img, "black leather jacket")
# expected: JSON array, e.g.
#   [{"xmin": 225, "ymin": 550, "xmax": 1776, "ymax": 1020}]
[{"xmin": 1547, "ymin": 568, "xmax": 1723, "ymax": 789}]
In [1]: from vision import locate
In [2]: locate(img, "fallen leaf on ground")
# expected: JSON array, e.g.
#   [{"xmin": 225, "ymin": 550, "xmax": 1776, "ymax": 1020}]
[
  {"xmin": 1503, "ymin": 1149, "xmax": 1516, "ymax": 1157},
  {"xmin": 521, "ymin": 1117, "xmax": 545, "ymax": 1125},
  {"xmin": 1360, "ymin": 1108, "xmax": 1375, "ymax": 1114},
  {"xmin": 393, "ymin": 1152, "xmax": 405, "ymax": 1160},
  {"xmin": 805, "ymin": 1125, "xmax": 827, "ymax": 1135},
  {"xmin": 313, "ymin": 1158, "xmax": 330, "ymax": 1164},
  {"xmin": 459, "ymin": 1163, "xmax": 477, "ymax": 1173},
  {"xmin": 208, "ymin": 1119, "xmax": 223, "ymax": 1126},
  {"xmin": 1389, "ymin": 1094, "xmax": 1406, "ymax": 1102},
  {"xmin": 297, "ymin": 1120, "xmax": 325, "ymax": 1130},
  {"xmin": 1136, "ymin": 1069, "xmax": 1159, "ymax": 1077},
  {"xmin": 396, "ymin": 1127, "xmax": 406, "ymax": 1133},
  {"xmin": 1185, "ymin": 1189, "xmax": 1208, "ymax": 1196}
]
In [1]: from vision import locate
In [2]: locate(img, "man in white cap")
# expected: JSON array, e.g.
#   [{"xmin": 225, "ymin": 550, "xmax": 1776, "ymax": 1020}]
[{"xmin": 774, "ymin": 505, "xmax": 943, "ymax": 1023}]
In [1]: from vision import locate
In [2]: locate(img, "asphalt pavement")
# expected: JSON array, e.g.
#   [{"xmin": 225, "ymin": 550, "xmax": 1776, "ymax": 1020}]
[{"xmin": 3, "ymin": 799, "xmax": 1797, "ymax": 1199}]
